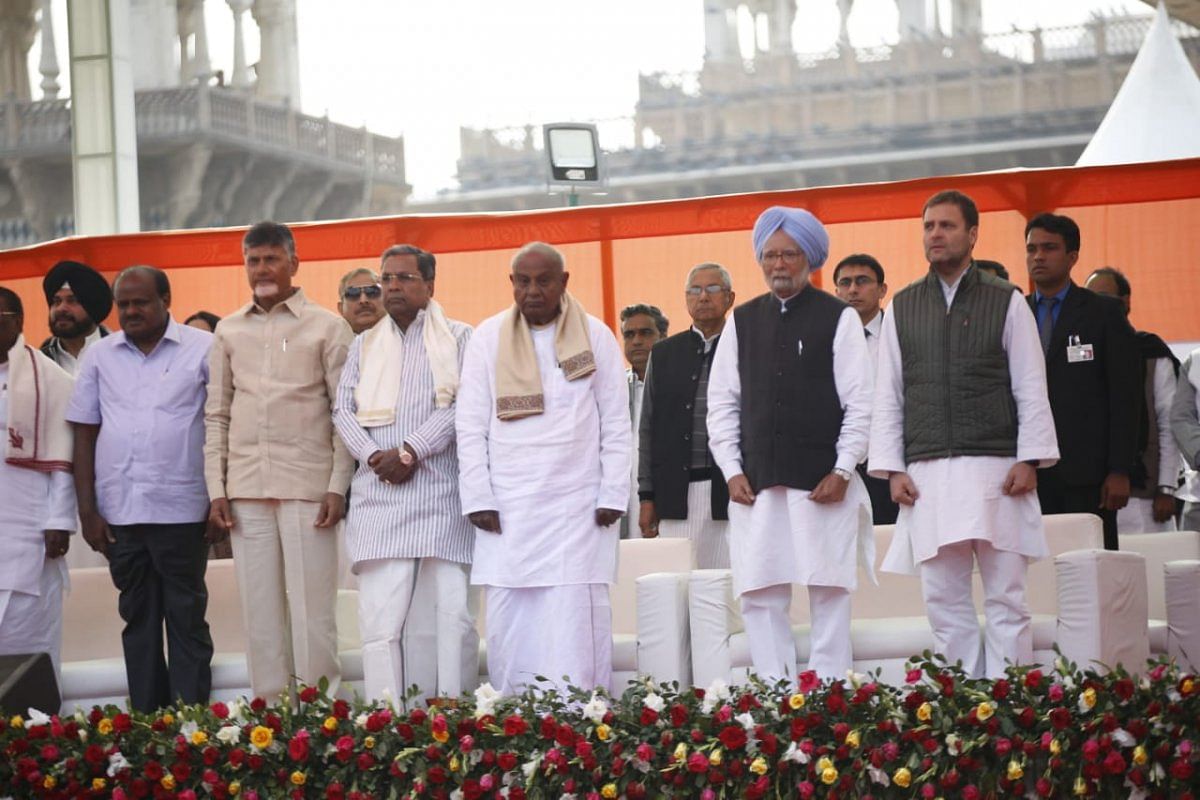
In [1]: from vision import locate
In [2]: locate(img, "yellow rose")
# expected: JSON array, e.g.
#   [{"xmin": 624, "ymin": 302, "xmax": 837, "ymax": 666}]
[
  {"xmin": 750, "ymin": 757, "xmax": 768, "ymax": 776},
  {"xmin": 161, "ymin": 713, "xmax": 174, "ymax": 726},
  {"xmin": 976, "ymin": 702, "xmax": 994, "ymax": 721},
  {"xmin": 290, "ymin": 770, "xmax": 307, "ymax": 786},
  {"xmin": 449, "ymin": 756, "xmax": 461, "ymax": 773},
  {"xmin": 10, "ymin": 716, "xmax": 24, "ymax": 729},
  {"xmin": 816, "ymin": 756, "xmax": 833, "ymax": 772},
  {"xmin": 229, "ymin": 782, "xmax": 241, "ymax": 796},
  {"xmin": 1133, "ymin": 745, "xmax": 1148, "ymax": 765},
  {"xmin": 845, "ymin": 730, "xmax": 861, "ymax": 749},
  {"xmin": 1073, "ymin": 777, "xmax": 1089, "ymax": 796},
  {"xmin": 191, "ymin": 730, "xmax": 209, "ymax": 746},
  {"xmin": 250, "ymin": 725, "xmax": 274, "ymax": 750},
  {"xmin": 323, "ymin": 716, "xmax": 339, "ymax": 732},
  {"xmin": 42, "ymin": 776, "xmax": 56, "ymax": 790},
  {"xmin": 97, "ymin": 718, "xmax": 113, "ymax": 735},
  {"xmin": 92, "ymin": 778, "xmax": 106, "ymax": 791},
  {"xmin": 601, "ymin": 783, "xmax": 618, "ymax": 799},
  {"xmin": 1007, "ymin": 761, "xmax": 1024, "ymax": 781},
  {"xmin": 1049, "ymin": 738, "xmax": 1061, "ymax": 756},
  {"xmin": 673, "ymin": 742, "xmax": 688, "ymax": 761},
  {"xmin": 364, "ymin": 735, "xmax": 376, "ymax": 750},
  {"xmin": 1182, "ymin": 677, "xmax": 1195, "ymax": 695},
  {"xmin": 821, "ymin": 766, "xmax": 838, "ymax": 785},
  {"xmin": 892, "ymin": 767, "xmax": 912, "ymax": 788},
  {"xmin": 916, "ymin": 702, "xmax": 932, "ymax": 722},
  {"xmin": 788, "ymin": 693, "xmax": 806, "ymax": 710},
  {"xmin": 709, "ymin": 748, "xmax": 723, "ymax": 767},
  {"xmin": 161, "ymin": 775, "xmax": 176, "ymax": 790},
  {"xmin": 596, "ymin": 723, "xmax": 611, "ymax": 741},
  {"xmin": 432, "ymin": 728, "xmax": 449, "ymax": 744},
  {"xmin": 1081, "ymin": 687, "xmax": 1097, "ymax": 709}
]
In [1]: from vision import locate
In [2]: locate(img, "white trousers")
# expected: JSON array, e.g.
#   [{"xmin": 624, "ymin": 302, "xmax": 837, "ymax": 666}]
[
  {"xmin": 1117, "ymin": 497, "xmax": 1177, "ymax": 534},
  {"xmin": 358, "ymin": 557, "xmax": 478, "ymax": 703},
  {"xmin": 739, "ymin": 584, "xmax": 851, "ymax": 685},
  {"xmin": 230, "ymin": 499, "xmax": 340, "ymax": 701},
  {"xmin": 919, "ymin": 539, "xmax": 1031, "ymax": 679},
  {"xmin": 0, "ymin": 559, "xmax": 65, "ymax": 676},
  {"xmin": 485, "ymin": 584, "xmax": 611, "ymax": 696},
  {"xmin": 657, "ymin": 480, "xmax": 731, "ymax": 569}
]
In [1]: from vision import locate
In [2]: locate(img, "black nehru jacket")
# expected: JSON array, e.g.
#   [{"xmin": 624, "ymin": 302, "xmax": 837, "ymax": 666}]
[
  {"xmin": 733, "ymin": 287, "xmax": 847, "ymax": 492},
  {"xmin": 639, "ymin": 330, "xmax": 729, "ymax": 520}
]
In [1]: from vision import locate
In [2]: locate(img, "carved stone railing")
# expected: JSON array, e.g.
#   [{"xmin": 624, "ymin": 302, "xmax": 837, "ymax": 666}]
[{"xmin": 0, "ymin": 86, "xmax": 405, "ymax": 183}]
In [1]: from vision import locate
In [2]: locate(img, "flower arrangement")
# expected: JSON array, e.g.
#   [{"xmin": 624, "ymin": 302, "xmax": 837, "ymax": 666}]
[{"xmin": 2, "ymin": 653, "xmax": 1197, "ymax": 799}]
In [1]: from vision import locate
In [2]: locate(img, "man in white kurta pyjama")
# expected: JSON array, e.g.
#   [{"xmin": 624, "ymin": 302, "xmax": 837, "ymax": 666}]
[
  {"xmin": 869, "ymin": 190, "xmax": 1059, "ymax": 679},
  {"xmin": 708, "ymin": 207, "xmax": 874, "ymax": 685},
  {"xmin": 456, "ymin": 242, "xmax": 631, "ymax": 696}
]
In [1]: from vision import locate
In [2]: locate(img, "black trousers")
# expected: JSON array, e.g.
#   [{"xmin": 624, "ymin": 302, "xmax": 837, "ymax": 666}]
[
  {"xmin": 108, "ymin": 522, "xmax": 213, "ymax": 712},
  {"xmin": 857, "ymin": 463, "xmax": 899, "ymax": 525},
  {"xmin": 1036, "ymin": 469, "xmax": 1119, "ymax": 551}
]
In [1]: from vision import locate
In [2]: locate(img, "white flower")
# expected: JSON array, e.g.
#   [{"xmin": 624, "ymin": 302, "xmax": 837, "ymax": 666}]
[
  {"xmin": 26, "ymin": 708, "xmax": 51, "ymax": 727},
  {"xmin": 106, "ymin": 751, "xmax": 131, "ymax": 777},
  {"xmin": 78, "ymin": 729, "xmax": 88, "ymax": 743},
  {"xmin": 216, "ymin": 725, "xmax": 241, "ymax": 745},
  {"xmin": 475, "ymin": 683, "xmax": 502, "ymax": 719},
  {"xmin": 449, "ymin": 790, "xmax": 464, "ymax": 800},
  {"xmin": 582, "ymin": 694, "xmax": 608, "ymax": 724},
  {"xmin": 1112, "ymin": 728, "xmax": 1135, "ymax": 748},
  {"xmin": 180, "ymin": 720, "xmax": 199, "ymax": 739},
  {"xmin": 867, "ymin": 765, "xmax": 890, "ymax": 786},
  {"xmin": 230, "ymin": 699, "xmax": 248, "ymax": 723},
  {"xmin": 847, "ymin": 670, "xmax": 868, "ymax": 688},
  {"xmin": 945, "ymin": 733, "xmax": 961, "ymax": 754},
  {"xmin": 521, "ymin": 755, "xmax": 541, "ymax": 780},
  {"xmin": 735, "ymin": 712, "xmax": 757, "ymax": 731},
  {"xmin": 642, "ymin": 692, "xmax": 665, "ymax": 713},
  {"xmin": 782, "ymin": 742, "xmax": 810, "ymax": 765},
  {"xmin": 701, "ymin": 679, "xmax": 731, "ymax": 712},
  {"xmin": 355, "ymin": 713, "xmax": 370, "ymax": 728}
]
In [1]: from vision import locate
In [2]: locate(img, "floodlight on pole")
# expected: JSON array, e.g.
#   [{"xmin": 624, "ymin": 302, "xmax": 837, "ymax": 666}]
[{"xmin": 543, "ymin": 123, "xmax": 606, "ymax": 206}]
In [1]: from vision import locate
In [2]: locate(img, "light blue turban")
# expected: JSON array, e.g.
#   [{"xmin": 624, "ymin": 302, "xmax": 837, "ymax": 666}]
[{"xmin": 751, "ymin": 206, "xmax": 830, "ymax": 269}]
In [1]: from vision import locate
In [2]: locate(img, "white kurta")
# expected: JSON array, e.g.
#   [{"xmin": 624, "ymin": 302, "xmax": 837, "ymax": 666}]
[
  {"xmin": 1120, "ymin": 356, "xmax": 1179, "ymax": 534},
  {"xmin": 868, "ymin": 283, "xmax": 1060, "ymax": 575},
  {"xmin": 707, "ymin": 304, "xmax": 875, "ymax": 595},
  {"xmin": 456, "ymin": 313, "xmax": 632, "ymax": 588},
  {"xmin": 0, "ymin": 362, "xmax": 75, "ymax": 668},
  {"xmin": 625, "ymin": 369, "xmax": 645, "ymax": 539}
]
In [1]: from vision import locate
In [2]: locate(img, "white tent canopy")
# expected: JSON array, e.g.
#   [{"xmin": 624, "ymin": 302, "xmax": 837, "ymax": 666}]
[{"xmin": 1076, "ymin": 2, "xmax": 1200, "ymax": 166}]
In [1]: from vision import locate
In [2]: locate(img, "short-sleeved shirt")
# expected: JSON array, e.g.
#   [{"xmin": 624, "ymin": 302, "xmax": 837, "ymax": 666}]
[{"xmin": 66, "ymin": 317, "xmax": 213, "ymax": 525}]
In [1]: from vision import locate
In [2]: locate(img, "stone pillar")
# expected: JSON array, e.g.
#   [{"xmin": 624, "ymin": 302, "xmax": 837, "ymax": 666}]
[
  {"xmin": 770, "ymin": 0, "xmax": 794, "ymax": 54},
  {"xmin": 896, "ymin": 0, "xmax": 929, "ymax": 42},
  {"xmin": 703, "ymin": 0, "xmax": 737, "ymax": 64},
  {"xmin": 130, "ymin": 0, "xmax": 176, "ymax": 89},
  {"xmin": 252, "ymin": 0, "xmax": 300, "ymax": 105},
  {"xmin": 67, "ymin": 0, "xmax": 141, "ymax": 234},
  {"xmin": 227, "ymin": 0, "xmax": 252, "ymax": 87},
  {"xmin": 0, "ymin": 0, "xmax": 35, "ymax": 101},
  {"xmin": 177, "ymin": 0, "xmax": 211, "ymax": 83}
]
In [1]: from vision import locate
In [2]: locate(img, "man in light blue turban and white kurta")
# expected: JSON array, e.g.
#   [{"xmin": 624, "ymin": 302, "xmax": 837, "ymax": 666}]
[{"xmin": 707, "ymin": 206, "xmax": 874, "ymax": 685}]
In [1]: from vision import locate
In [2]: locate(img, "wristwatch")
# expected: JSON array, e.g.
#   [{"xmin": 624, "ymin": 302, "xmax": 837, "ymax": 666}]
[
  {"xmin": 399, "ymin": 449, "xmax": 415, "ymax": 466},
  {"xmin": 832, "ymin": 467, "xmax": 852, "ymax": 481}
]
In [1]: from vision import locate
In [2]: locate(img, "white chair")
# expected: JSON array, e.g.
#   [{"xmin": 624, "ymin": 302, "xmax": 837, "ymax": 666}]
[{"xmin": 1120, "ymin": 530, "xmax": 1200, "ymax": 669}]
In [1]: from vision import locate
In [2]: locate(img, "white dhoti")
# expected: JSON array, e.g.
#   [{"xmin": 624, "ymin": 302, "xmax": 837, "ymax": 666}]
[
  {"xmin": 485, "ymin": 584, "xmax": 611, "ymax": 696},
  {"xmin": 358, "ymin": 557, "xmax": 478, "ymax": 703},
  {"xmin": 1117, "ymin": 497, "xmax": 1176, "ymax": 535},
  {"xmin": 656, "ymin": 480, "xmax": 730, "ymax": 569},
  {"xmin": 0, "ymin": 559, "xmax": 66, "ymax": 676},
  {"xmin": 727, "ymin": 478, "xmax": 873, "ymax": 684},
  {"xmin": 882, "ymin": 457, "xmax": 1046, "ymax": 679}
]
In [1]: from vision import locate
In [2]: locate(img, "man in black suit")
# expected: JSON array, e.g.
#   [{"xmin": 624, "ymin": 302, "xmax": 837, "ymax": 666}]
[{"xmin": 1026, "ymin": 213, "xmax": 1140, "ymax": 550}]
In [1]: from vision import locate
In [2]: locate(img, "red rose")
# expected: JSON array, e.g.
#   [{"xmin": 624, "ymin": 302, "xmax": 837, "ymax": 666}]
[
  {"xmin": 227, "ymin": 749, "xmax": 245, "ymax": 767},
  {"xmin": 250, "ymin": 697, "xmax": 266, "ymax": 712},
  {"xmin": 635, "ymin": 743, "xmax": 654, "ymax": 762},
  {"xmin": 299, "ymin": 686, "xmax": 319, "ymax": 704},
  {"xmin": 332, "ymin": 699, "xmax": 350, "ymax": 719},
  {"xmin": 718, "ymin": 725, "xmax": 747, "ymax": 750},
  {"xmin": 790, "ymin": 718, "xmax": 807, "ymax": 741},
  {"xmin": 113, "ymin": 713, "xmax": 132, "ymax": 733},
  {"xmin": 992, "ymin": 680, "xmax": 1011, "ymax": 700},
  {"xmin": 326, "ymin": 783, "xmax": 345, "ymax": 800},
  {"xmin": 395, "ymin": 722, "xmax": 414, "ymax": 742},
  {"xmin": 503, "ymin": 715, "xmax": 529, "ymax": 737},
  {"xmin": 142, "ymin": 761, "xmax": 164, "ymax": 781},
  {"xmin": 427, "ymin": 765, "xmax": 447, "ymax": 784},
  {"xmin": 171, "ymin": 761, "xmax": 191, "ymax": 782},
  {"xmin": 1049, "ymin": 708, "xmax": 1071, "ymax": 730},
  {"xmin": 288, "ymin": 731, "xmax": 310, "ymax": 762},
  {"xmin": 686, "ymin": 752, "xmax": 708, "ymax": 772},
  {"xmin": 498, "ymin": 751, "xmax": 518, "ymax": 772},
  {"xmin": 826, "ymin": 693, "xmax": 847, "ymax": 714},
  {"xmin": 1024, "ymin": 669, "xmax": 1043, "ymax": 688},
  {"xmin": 509, "ymin": 787, "xmax": 526, "ymax": 800},
  {"xmin": 1103, "ymin": 750, "xmax": 1126, "ymax": 775},
  {"xmin": 356, "ymin": 752, "xmax": 375, "ymax": 770},
  {"xmin": 759, "ymin": 732, "xmax": 778, "ymax": 756},
  {"xmin": 574, "ymin": 741, "xmax": 593, "ymax": 760},
  {"xmin": 539, "ymin": 715, "xmax": 556, "ymax": 739},
  {"xmin": 1081, "ymin": 739, "xmax": 1101, "ymax": 762},
  {"xmin": 409, "ymin": 708, "xmax": 428, "ymax": 725},
  {"xmin": 1113, "ymin": 678, "xmax": 1135, "ymax": 701},
  {"xmin": 669, "ymin": 704, "xmax": 688, "ymax": 728},
  {"xmin": 210, "ymin": 702, "xmax": 229, "ymax": 720},
  {"xmin": 1036, "ymin": 777, "xmax": 1053, "ymax": 797},
  {"xmin": 1170, "ymin": 758, "xmax": 1194, "ymax": 781},
  {"xmin": 640, "ymin": 708, "xmax": 659, "ymax": 725},
  {"xmin": 84, "ymin": 744, "xmax": 105, "ymax": 765},
  {"xmin": 798, "ymin": 671, "xmax": 819, "ymax": 693}
]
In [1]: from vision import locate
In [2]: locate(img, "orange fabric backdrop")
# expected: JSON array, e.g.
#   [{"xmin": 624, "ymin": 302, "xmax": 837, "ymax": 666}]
[{"xmin": 3, "ymin": 158, "xmax": 1199, "ymax": 345}]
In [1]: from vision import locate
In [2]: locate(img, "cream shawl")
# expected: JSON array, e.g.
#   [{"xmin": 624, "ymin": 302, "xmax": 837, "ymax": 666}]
[
  {"xmin": 495, "ymin": 292, "xmax": 595, "ymax": 421},
  {"xmin": 5, "ymin": 335, "xmax": 74, "ymax": 473}
]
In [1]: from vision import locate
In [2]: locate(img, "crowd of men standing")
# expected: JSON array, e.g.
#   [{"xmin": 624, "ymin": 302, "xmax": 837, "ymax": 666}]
[{"xmin": 1, "ymin": 188, "xmax": 1197, "ymax": 712}]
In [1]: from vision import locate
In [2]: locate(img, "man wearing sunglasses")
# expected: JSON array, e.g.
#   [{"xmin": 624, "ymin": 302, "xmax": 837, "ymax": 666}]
[{"xmin": 338, "ymin": 268, "xmax": 386, "ymax": 335}]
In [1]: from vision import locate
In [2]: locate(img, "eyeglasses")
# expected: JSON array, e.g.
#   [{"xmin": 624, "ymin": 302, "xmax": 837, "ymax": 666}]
[
  {"xmin": 760, "ymin": 250, "xmax": 805, "ymax": 265},
  {"xmin": 342, "ymin": 285, "xmax": 382, "ymax": 300},
  {"xmin": 686, "ymin": 284, "xmax": 727, "ymax": 296},
  {"xmin": 835, "ymin": 276, "xmax": 878, "ymax": 288},
  {"xmin": 380, "ymin": 272, "xmax": 424, "ymax": 285}
]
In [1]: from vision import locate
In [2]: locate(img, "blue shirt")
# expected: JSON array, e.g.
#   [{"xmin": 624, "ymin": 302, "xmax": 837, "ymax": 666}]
[
  {"xmin": 1032, "ymin": 283, "xmax": 1072, "ymax": 334},
  {"xmin": 66, "ymin": 318, "xmax": 213, "ymax": 526}
]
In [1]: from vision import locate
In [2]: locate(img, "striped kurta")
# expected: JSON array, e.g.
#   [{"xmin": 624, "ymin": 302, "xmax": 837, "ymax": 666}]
[{"xmin": 333, "ymin": 312, "xmax": 474, "ymax": 566}]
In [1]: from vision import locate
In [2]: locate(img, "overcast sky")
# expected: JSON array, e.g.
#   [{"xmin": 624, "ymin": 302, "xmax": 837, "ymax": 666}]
[{"xmin": 35, "ymin": 0, "xmax": 1152, "ymax": 197}]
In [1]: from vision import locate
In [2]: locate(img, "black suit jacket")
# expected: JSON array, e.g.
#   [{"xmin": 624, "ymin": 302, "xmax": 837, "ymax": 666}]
[{"xmin": 1030, "ymin": 284, "xmax": 1140, "ymax": 487}]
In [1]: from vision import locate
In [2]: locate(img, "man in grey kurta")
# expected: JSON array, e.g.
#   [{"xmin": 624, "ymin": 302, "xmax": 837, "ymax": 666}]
[{"xmin": 333, "ymin": 244, "xmax": 476, "ymax": 701}]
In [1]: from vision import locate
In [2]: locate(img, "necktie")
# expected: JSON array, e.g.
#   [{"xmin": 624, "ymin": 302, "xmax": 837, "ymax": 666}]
[{"xmin": 1038, "ymin": 296, "xmax": 1058, "ymax": 355}]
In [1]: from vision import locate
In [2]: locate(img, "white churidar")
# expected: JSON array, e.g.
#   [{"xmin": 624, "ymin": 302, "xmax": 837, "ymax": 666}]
[
  {"xmin": 740, "ymin": 583, "xmax": 851, "ymax": 683},
  {"xmin": 656, "ymin": 480, "xmax": 730, "ymax": 569}
]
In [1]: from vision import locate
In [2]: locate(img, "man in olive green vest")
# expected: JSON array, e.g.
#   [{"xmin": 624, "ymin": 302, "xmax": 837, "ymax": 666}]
[{"xmin": 867, "ymin": 190, "xmax": 1060, "ymax": 678}]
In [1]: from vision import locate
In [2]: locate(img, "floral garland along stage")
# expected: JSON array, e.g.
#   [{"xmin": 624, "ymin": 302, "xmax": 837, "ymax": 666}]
[{"xmin": 2, "ymin": 653, "xmax": 1198, "ymax": 800}]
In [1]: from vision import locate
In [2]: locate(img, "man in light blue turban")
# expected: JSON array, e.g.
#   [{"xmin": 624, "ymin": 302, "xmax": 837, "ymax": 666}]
[{"xmin": 706, "ymin": 205, "xmax": 874, "ymax": 686}]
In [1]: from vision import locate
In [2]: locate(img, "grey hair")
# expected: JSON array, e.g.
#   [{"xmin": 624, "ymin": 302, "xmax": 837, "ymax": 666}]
[
  {"xmin": 511, "ymin": 241, "xmax": 565, "ymax": 272},
  {"xmin": 338, "ymin": 267, "xmax": 380, "ymax": 298},
  {"xmin": 685, "ymin": 261, "xmax": 732, "ymax": 291},
  {"xmin": 381, "ymin": 244, "xmax": 436, "ymax": 281}
]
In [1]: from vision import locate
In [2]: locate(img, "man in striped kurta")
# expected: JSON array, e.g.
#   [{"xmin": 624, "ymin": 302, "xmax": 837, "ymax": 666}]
[{"xmin": 333, "ymin": 244, "xmax": 477, "ymax": 702}]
